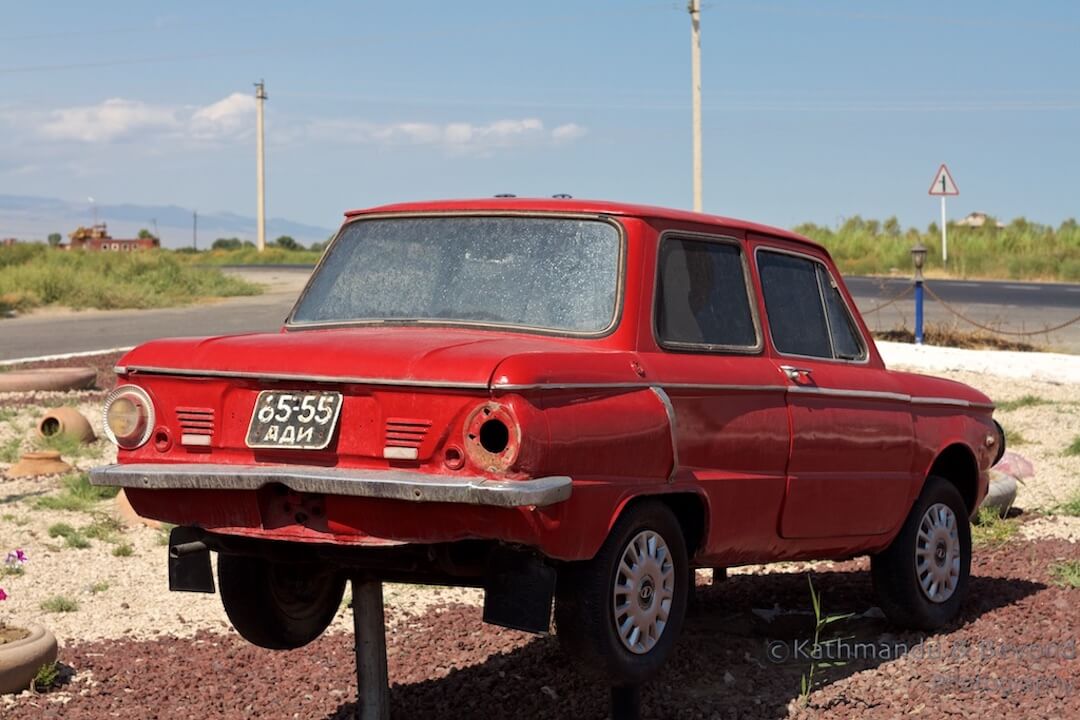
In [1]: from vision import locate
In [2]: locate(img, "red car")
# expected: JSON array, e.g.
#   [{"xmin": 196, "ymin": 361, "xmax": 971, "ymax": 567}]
[{"xmin": 92, "ymin": 198, "xmax": 1002, "ymax": 684}]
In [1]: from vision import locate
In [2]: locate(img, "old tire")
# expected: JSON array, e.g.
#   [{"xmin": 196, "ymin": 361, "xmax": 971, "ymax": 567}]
[
  {"xmin": 872, "ymin": 476, "xmax": 971, "ymax": 630},
  {"xmin": 555, "ymin": 500, "xmax": 689, "ymax": 685},
  {"xmin": 217, "ymin": 554, "xmax": 345, "ymax": 650}
]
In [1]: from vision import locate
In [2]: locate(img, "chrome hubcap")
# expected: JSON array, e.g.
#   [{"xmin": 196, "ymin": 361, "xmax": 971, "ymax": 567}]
[
  {"xmin": 612, "ymin": 530, "xmax": 675, "ymax": 654},
  {"xmin": 915, "ymin": 503, "xmax": 961, "ymax": 603}
]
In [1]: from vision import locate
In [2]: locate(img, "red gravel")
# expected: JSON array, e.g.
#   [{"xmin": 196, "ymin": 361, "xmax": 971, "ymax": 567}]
[{"xmin": 5, "ymin": 538, "xmax": 1077, "ymax": 719}]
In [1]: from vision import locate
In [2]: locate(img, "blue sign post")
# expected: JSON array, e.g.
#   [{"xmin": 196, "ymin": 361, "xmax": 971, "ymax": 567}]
[{"xmin": 911, "ymin": 243, "xmax": 928, "ymax": 345}]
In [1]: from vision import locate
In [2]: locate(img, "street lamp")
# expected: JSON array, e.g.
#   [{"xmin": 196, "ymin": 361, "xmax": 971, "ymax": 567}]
[{"xmin": 911, "ymin": 243, "xmax": 927, "ymax": 345}]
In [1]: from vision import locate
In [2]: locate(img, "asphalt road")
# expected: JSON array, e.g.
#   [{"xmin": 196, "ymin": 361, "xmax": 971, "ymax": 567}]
[
  {"xmin": 1, "ymin": 269, "xmax": 1078, "ymax": 362},
  {"xmin": 845, "ymin": 275, "xmax": 1080, "ymax": 309}
]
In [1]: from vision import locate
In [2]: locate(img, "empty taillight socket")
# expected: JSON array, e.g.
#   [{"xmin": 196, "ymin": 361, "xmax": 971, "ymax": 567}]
[
  {"xmin": 464, "ymin": 403, "xmax": 520, "ymax": 471},
  {"xmin": 152, "ymin": 427, "xmax": 172, "ymax": 453}
]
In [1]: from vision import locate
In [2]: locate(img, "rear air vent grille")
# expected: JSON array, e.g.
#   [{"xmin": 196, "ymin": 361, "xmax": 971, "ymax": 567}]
[
  {"xmin": 177, "ymin": 407, "xmax": 214, "ymax": 446},
  {"xmin": 384, "ymin": 418, "xmax": 431, "ymax": 448}
]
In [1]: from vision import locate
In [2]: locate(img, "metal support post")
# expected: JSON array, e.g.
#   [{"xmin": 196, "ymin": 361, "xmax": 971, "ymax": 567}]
[
  {"xmin": 352, "ymin": 579, "xmax": 390, "ymax": 720},
  {"xmin": 914, "ymin": 279, "xmax": 924, "ymax": 345}
]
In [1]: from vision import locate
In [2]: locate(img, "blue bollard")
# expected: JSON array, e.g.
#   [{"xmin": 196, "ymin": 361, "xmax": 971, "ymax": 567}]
[{"xmin": 914, "ymin": 280, "xmax": 924, "ymax": 345}]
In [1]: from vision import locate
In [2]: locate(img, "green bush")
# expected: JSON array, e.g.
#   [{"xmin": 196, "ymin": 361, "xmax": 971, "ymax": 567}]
[
  {"xmin": 794, "ymin": 216, "xmax": 1080, "ymax": 281},
  {"xmin": 0, "ymin": 245, "xmax": 260, "ymax": 311}
]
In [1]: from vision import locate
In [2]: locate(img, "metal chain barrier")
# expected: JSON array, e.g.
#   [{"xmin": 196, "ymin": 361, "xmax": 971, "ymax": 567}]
[
  {"xmin": 922, "ymin": 283, "xmax": 1080, "ymax": 337},
  {"xmin": 857, "ymin": 284, "xmax": 914, "ymax": 315}
]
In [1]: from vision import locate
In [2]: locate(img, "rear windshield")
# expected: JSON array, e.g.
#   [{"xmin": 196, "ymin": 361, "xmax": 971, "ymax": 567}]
[{"xmin": 289, "ymin": 216, "xmax": 622, "ymax": 333}]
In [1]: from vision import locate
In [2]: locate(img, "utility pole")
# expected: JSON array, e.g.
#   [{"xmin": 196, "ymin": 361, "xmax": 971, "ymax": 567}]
[
  {"xmin": 193, "ymin": 210, "xmax": 198, "ymax": 251},
  {"xmin": 689, "ymin": 0, "xmax": 703, "ymax": 213},
  {"xmin": 255, "ymin": 80, "xmax": 268, "ymax": 253}
]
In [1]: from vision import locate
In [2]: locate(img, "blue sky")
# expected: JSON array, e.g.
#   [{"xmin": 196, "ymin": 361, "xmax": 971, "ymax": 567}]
[{"xmin": 1, "ymin": 0, "xmax": 1077, "ymax": 234}]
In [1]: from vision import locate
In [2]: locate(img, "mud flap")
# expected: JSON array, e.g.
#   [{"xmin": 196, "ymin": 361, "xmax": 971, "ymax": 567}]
[
  {"xmin": 482, "ymin": 549, "xmax": 555, "ymax": 634},
  {"xmin": 168, "ymin": 526, "xmax": 215, "ymax": 594}
]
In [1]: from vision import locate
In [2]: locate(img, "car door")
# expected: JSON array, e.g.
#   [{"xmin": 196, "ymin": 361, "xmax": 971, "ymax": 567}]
[
  {"xmin": 753, "ymin": 243, "xmax": 915, "ymax": 538},
  {"xmin": 642, "ymin": 231, "xmax": 791, "ymax": 563}
]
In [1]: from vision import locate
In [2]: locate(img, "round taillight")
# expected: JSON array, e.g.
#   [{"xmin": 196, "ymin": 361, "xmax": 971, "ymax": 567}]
[{"xmin": 103, "ymin": 385, "xmax": 155, "ymax": 449}]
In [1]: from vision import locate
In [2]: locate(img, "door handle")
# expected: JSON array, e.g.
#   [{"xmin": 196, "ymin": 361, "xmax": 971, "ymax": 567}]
[{"xmin": 780, "ymin": 365, "xmax": 813, "ymax": 381}]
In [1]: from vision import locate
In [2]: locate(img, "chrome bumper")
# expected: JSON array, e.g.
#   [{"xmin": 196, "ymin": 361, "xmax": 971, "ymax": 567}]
[{"xmin": 89, "ymin": 463, "xmax": 572, "ymax": 508}]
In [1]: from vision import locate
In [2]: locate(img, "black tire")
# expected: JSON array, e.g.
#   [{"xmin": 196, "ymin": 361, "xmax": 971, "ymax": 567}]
[
  {"xmin": 217, "ymin": 554, "xmax": 346, "ymax": 650},
  {"xmin": 871, "ymin": 475, "xmax": 972, "ymax": 630},
  {"xmin": 555, "ymin": 501, "xmax": 690, "ymax": 685}
]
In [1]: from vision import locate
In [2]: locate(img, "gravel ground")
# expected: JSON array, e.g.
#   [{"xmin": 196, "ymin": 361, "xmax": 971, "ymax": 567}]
[{"xmin": 2, "ymin": 538, "xmax": 1076, "ymax": 719}]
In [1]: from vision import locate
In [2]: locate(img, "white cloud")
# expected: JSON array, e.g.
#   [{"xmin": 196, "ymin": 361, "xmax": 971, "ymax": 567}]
[
  {"xmin": 22, "ymin": 94, "xmax": 587, "ymax": 157},
  {"xmin": 39, "ymin": 98, "xmax": 180, "ymax": 143},
  {"xmin": 552, "ymin": 123, "xmax": 587, "ymax": 143},
  {"xmin": 190, "ymin": 93, "xmax": 255, "ymax": 139},
  {"xmin": 309, "ymin": 117, "xmax": 584, "ymax": 155}
]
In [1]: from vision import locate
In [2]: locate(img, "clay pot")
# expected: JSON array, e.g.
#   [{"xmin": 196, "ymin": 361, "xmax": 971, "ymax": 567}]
[
  {"xmin": 0, "ymin": 367, "xmax": 96, "ymax": 393},
  {"xmin": 6, "ymin": 451, "xmax": 72, "ymax": 478},
  {"xmin": 37, "ymin": 406, "xmax": 96, "ymax": 444},
  {"xmin": 0, "ymin": 623, "xmax": 58, "ymax": 694}
]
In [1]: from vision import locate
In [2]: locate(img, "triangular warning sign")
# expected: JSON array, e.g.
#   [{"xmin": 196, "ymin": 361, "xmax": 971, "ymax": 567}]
[{"xmin": 928, "ymin": 164, "xmax": 959, "ymax": 196}]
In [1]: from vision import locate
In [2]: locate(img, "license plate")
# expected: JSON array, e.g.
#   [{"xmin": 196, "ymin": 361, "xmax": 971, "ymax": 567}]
[{"xmin": 245, "ymin": 391, "xmax": 343, "ymax": 450}]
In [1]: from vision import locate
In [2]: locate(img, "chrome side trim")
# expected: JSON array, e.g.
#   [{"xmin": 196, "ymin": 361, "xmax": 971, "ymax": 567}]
[
  {"xmin": 119, "ymin": 365, "xmax": 490, "ymax": 390},
  {"xmin": 89, "ymin": 463, "xmax": 571, "ymax": 508},
  {"xmin": 912, "ymin": 397, "xmax": 995, "ymax": 410},
  {"xmin": 787, "ymin": 386, "xmax": 912, "ymax": 403},
  {"xmin": 492, "ymin": 381, "xmax": 787, "ymax": 393},
  {"xmin": 649, "ymin": 386, "xmax": 679, "ymax": 483}
]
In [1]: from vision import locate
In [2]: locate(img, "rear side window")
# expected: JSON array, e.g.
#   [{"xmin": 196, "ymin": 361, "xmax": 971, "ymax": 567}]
[
  {"xmin": 818, "ymin": 267, "xmax": 865, "ymax": 359},
  {"xmin": 656, "ymin": 237, "xmax": 758, "ymax": 349},
  {"xmin": 757, "ymin": 250, "xmax": 865, "ymax": 360}
]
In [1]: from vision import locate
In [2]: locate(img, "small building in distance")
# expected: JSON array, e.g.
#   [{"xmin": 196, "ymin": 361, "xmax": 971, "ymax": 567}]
[
  {"xmin": 62, "ymin": 224, "xmax": 159, "ymax": 251},
  {"xmin": 954, "ymin": 211, "xmax": 1005, "ymax": 229},
  {"xmin": 1, "ymin": 237, "xmax": 17, "ymax": 247}
]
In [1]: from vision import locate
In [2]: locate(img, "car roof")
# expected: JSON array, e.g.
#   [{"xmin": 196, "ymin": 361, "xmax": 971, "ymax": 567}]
[{"xmin": 343, "ymin": 198, "xmax": 822, "ymax": 251}]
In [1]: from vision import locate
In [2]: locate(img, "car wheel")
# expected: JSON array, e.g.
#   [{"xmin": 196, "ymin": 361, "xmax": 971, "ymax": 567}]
[
  {"xmin": 555, "ymin": 500, "xmax": 689, "ymax": 685},
  {"xmin": 871, "ymin": 475, "xmax": 971, "ymax": 630},
  {"xmin": 217, "ymin": 554, "xmax": 346, "ymax": 650}
]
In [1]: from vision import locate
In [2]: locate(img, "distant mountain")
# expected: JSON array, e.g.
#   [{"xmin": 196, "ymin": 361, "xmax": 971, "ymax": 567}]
[{"xmin": 0, "ymin": 194, "xmax": 335, "ymax": 248}]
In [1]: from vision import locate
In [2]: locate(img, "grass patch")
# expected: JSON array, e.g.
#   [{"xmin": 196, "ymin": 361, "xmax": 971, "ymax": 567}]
[
  {"xmin": 971, "ymin": 506, "xmax": 1020, "ymax": 547},
  {"xmin": 89, "ymin": 581, "xmax": 110, "ymax": 594},
  {"xmin": 0, "ymin": 437, "xmax": 21, "ymax": 463},
  {"xmin": 1049, "ymin": 560, "xmax": 1080, "ymax": 589},
  {"xmin": 0, "ymin": 407, "xmax": 17, "ymax": 423},
  {"xmin": 156, "ymin": 523, "xmax": 177, "ymax": 546},
  {"xmin": 1, "ymin": 564, "xmax": 24, "ymax": 577},
  {"xmin": 0, "ymin": 244, "xmax": 261, "ymax": 312},
  {"xmin": 1065, "ymin": 436, "xmax": 1080, "ymax": 457},
  {"xmin": 872, "ymin": 324, "xmax": 1039, "ymax": 352},
  {"xmin": 35, "ymin": 473, "xmax": 119, "ymax": 512},
  {"xmin": 111, "ymin": 543, "xmax": 134, "ymax": 557},
  {"xmin": 33, "ymin": 432, "xmax": 104, "ymax": 461},
  {"xmin": 32, "ymin": 661, "xmax": 61, "ymax": 693},
  {"xmin": 995, "ymin": 395, "xmax": 1050, "ymax": 412},
  {"xmin": 1055, "ymin": 490, "xmax": 1080, "ymax": 517},
  {"xmin": 83, "ymin": 514, "xmax": 125, "ymax": 544},
  {"xmin": 1004, "ymin": 428, "xmax": 1028, "ymax": 446},
  {"xmin": 40, "ymin": 595, "xmax": 79, "ymax": 613},
  {"xmin": 47, "ymin": 522, "xmax": 91, "ymax": 549},
  {"xmin": 184, "ymin": 246, "xmax": 324, "ymax": 266}
]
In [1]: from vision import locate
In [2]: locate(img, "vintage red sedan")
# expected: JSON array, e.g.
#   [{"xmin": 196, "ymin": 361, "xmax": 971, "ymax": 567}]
[{"xmin": 91, "ymin": 198, "xmax": 1002, "ymax": 684}]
